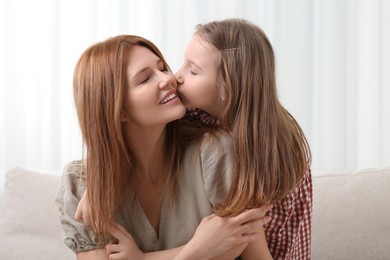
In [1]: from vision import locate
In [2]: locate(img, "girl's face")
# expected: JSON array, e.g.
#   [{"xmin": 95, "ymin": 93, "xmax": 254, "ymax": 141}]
[
  {"xmin": 175, "ymin": 34, "xmax": 224, "ymax": 118},
  {"xmin": 123, "ymin": 46, "xmax": 186, "ymax": 127}
]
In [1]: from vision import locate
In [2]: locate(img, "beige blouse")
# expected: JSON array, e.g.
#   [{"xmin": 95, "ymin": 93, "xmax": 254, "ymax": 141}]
[{"xmin": 55, "ymin": 131, "xmax": 233, "ymax": 253}]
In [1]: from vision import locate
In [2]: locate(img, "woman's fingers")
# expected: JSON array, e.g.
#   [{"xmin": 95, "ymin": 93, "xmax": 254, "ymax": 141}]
[
  {"xmin": 239, "ymin": 232, "xmax": 261, "ymax": 244},
  {"xmin": 233, "ymin": 204, "xmax": 273, "ymax": 225},
  {"xmin": 243, "ymin": 215, "xmax": 272, "ymax": 229}
]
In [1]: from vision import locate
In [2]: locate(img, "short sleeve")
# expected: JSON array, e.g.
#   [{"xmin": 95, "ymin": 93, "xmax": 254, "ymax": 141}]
[
  {"xmin": 200, "ymin": 131, "xmax": 234, "ymax": 208},
  {"xmin": 55, "ymin": 160, "xmax": 106, "ymax": 253}
]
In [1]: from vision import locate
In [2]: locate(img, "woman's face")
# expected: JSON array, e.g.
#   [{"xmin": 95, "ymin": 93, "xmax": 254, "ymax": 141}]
[
  {"xmin": 123, "ymin": 46, "xmax": 186, "ymax": 127},
  {"xmin": 175, "ymin": 34, "xmax": 224, "ymax": 118}
]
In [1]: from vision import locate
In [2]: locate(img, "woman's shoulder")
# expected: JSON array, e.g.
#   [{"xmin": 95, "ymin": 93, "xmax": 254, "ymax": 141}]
[
  {"xmin": 63, "ymin": 160, "xmax": 85, "ymax": 177},
  {"xmin": 58, "ymin": 160, "xmax": 87, "ymax": 195},
  {"xmin": 56, "ymin": 160, "xmax": 104, "ymax": 253},
  {"xmin": 200, "ymin": 130, "xmax": 232, "ymax": 149}
]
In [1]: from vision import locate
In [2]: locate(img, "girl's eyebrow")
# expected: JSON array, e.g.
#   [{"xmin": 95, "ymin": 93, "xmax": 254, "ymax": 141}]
[{"xmin": 188, "ymin": 60, "xmax": 201, "ymax": 71}]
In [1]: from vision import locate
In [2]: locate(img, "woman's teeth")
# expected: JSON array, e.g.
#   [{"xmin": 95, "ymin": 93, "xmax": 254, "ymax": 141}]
[{"xmin": 160, "ymin": 94, "xmax": 176, "ymax": 104}]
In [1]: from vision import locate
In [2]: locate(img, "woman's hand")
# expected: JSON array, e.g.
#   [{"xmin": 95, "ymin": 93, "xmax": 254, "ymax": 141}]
[
  {"xmin": 176, "ymin": 205, "xmax": 273, "ymax": 260},
  {"xmin": 75, "ymin": 189, "xmax": 91, "ymax": 225},
  {"xmin": 106, "ymin": 222, "xmax": 145, "ymax": 260}
]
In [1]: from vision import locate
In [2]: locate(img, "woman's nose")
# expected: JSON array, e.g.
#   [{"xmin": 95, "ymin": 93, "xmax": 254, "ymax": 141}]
[{"xmin": 158, "ymin": 72, "xmax": 176, "ymax": 89}]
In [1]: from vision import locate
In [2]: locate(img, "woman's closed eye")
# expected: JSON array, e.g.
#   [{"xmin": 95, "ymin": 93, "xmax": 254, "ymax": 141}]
[{"xmin": 139, "ymin": 76, "xmax": 150, "ymax": 85}]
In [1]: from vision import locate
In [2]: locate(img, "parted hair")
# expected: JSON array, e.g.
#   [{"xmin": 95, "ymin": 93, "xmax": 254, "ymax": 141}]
[
  {"xmin": 195, "ymin": 19, "xmax": 311, "ymax": 216},
  {"xmin": 73, "ymin": 35, "xmax": 183, "ymax": 238}
]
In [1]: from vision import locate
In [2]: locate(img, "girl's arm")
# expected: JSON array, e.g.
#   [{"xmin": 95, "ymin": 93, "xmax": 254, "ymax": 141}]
[
  {"xmin": 75, "ymin": 191, "xmax": 272, "ymax": 259},
  {"xmin": 77, "ymin": 249, "xmax": 109, "ymax": 260},
  {"xmin": 106, "ymin": 208, "xmax": 270, "ymax": 260},
  {"xmin": 240, "ymin": 226, "xmax": 273, "ymax": 260},
  {"xmin": 174, "ymin": 209, "xmax": 271, "ymax": 260}
]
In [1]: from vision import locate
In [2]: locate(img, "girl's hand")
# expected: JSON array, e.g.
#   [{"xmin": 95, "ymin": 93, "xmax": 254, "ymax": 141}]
[
  {"xmin": 176, "ymin": 205, "xmax": 273, "ymax": 260},
  {"xmin": 75, "ymin": 189, "xmax": 91, "ymax": 225},
  {"xmin": 106, "ymin": 222, "xmax": 144, "ymax": 260}
]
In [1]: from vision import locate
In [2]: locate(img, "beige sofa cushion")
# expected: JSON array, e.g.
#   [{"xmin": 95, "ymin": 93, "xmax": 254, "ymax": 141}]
[
  {"xmin": 312, "ymin": 168, "xmax": 390, "ymax": 259},
  {"xmin": 0, "ymin": 168, "xmax": 73, "ymax": 260},
  {"xmin": 1, "ymin": 167, "xmax": 389, "ymax": 259}
]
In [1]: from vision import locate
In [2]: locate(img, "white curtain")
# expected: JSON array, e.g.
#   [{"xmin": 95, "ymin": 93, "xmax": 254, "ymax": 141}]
[{"xmin": 1, "ymin": 0, "xmax": 389, "ymax": 191}]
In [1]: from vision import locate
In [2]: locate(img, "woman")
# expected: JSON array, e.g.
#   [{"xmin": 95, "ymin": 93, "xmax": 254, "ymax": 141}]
[
  {"xmin": 176, "ymin": 18, "xmax": 312, "ymax": 259},
  {"xmin": 56, "ymin": 34, "xmax": 272, "ymax": 260}
]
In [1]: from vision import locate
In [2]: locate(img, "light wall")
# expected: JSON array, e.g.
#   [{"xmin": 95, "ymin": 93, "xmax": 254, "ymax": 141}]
[{"xmin": 0, "ymin": 0, "xmax": 389, "ymax": 192}]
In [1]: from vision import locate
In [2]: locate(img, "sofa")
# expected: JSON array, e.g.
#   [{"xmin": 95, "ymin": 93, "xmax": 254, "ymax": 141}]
[{"xmin": 0, "ymin": 167, "xmax": 389, "ymax": 260}]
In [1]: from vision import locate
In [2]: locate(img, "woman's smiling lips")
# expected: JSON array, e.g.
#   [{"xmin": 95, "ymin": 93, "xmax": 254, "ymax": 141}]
[{"xmin": 159, "ymin": 90, "xmax": 179, "ymax": 105}]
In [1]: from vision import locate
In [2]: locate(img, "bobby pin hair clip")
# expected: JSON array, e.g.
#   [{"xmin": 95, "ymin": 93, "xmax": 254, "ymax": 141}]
[{"xmin": 221, "ymin": 47, "xmax": 240, "ymax": 53}]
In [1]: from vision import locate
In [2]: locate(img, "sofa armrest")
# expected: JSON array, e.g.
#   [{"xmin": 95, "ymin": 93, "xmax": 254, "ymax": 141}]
[
  {"xmin": 0, "ymin": 168, "xmax": 74, "ymax": 259},
  {"xmin": 312, "ymin": 168, "xmax": 390, "ymax": 259}
]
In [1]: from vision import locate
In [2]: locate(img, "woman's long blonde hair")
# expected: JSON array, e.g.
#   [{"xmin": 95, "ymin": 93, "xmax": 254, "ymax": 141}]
[
  {"xmin": 73, "ymin": 35, "xmax": 183, "ymax": 238},
  {"xmin": 195, "ymin": 19, "xmax": 311, "ymax": 216}
]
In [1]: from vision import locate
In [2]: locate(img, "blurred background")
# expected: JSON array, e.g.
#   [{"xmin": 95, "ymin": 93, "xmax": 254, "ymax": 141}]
[{"xmin": 0, "ymin": 0, "xmax": 389, "ymax": 191}]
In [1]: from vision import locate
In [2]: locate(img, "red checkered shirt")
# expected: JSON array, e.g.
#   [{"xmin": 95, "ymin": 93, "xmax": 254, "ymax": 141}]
[
  {"xmin": 265, "ymin": 168, "xmax": 313, "ymax": 259},
  {"xmin": 183, "ymin": 108, "xmax": 313, "ymax": 259}
]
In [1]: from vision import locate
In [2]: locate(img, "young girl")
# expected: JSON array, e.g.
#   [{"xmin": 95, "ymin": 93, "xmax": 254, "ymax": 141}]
[
  {"xmin": 56, "ymin": 34, "xmax": 272, "ymax": 260},
  {"xmin": 176, "ymin": 18, "xmax": 312, "ymax": 259}
]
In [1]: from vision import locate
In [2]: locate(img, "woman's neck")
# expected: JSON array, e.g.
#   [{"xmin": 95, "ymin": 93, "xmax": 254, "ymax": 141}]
[{"xmin": 124, "ymin": 124, "xmax": 166, "ymax": 183}]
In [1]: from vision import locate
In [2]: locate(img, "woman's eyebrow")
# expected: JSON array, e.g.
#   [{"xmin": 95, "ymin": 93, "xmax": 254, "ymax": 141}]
[
  {"xmin": 132, "ymin": 58, "xmax": 164, "ymax": 80},
  {"xmin": 132, "ymin": 67, "xmax": 149, "ymax": 80}
]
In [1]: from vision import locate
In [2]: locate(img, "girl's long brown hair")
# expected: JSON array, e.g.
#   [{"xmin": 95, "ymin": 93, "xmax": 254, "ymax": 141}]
[
  {"xmin": 195, "ymin": 19, "xmax": 311, "ymax": 216},
  {"xmin": 73, "ymin": 35, "xmax": 183, "ymax": 239}
]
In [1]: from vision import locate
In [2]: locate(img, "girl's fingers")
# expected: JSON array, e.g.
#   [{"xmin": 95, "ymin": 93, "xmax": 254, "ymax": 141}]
[
  {"xmin": 105, "ymin": 243, "xmax": 120, "ymax": 254},
  {"xmin": 108, "ymin": 223, "xmax": 125, "ymax": 241},
  {"xmin": 113, "ymin": 222, "xmax": 134, "ymax": 240},
  {"xmin": 108, "ymin": 252, "xmax": 126, "ymax": 260}
]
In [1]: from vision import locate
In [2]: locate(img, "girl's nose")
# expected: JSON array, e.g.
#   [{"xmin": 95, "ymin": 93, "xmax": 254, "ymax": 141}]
[{"xmin": 174, "ymin": 69, "xmax": 184, "ymax": 85}]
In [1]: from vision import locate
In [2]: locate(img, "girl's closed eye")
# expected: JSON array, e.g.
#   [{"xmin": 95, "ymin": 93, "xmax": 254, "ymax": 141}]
[{"xmin": 189, "ymin": 66, "xmax": 199, "ymax": 75}]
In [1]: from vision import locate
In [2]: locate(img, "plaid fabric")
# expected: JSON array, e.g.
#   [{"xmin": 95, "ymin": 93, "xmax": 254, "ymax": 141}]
[
  {"xmin": 184, "ymin": 108, "xmax": 313, "ymax": 259},
  {"xmin": 264, "ymin": 169, "xmax": 313, "ymax": 260},
  {"xmin": 182, "ymin": 108, "xmax": 221, "ymax": 127}
]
